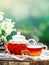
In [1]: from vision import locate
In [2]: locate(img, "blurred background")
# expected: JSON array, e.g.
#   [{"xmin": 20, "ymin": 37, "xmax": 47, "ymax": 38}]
[{"xmin": 0, "ymin": 0, "xmax": 49, "ymax": 46}]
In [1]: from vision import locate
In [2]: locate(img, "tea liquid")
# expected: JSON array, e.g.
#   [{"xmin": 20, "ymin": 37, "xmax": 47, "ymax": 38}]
[
  {"xmin": 27, "ymin": 46, "xmax": 42, "ymax": 56},
  {"xmin": 7, "ymin": 43, "xmax": 27, "ymax": 55}
]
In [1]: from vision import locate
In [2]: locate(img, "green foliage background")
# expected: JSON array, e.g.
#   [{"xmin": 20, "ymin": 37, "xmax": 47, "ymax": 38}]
[
  {"xmin": 0, "ymin": 0, "xmax": 49, "ymax": 46},
  {"xmin": 4, "ymin": 11, "xmax": 49, "ymax": 46}
]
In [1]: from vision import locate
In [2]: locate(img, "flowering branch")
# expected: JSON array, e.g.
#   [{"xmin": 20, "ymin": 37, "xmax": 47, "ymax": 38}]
[{"xmin": 0, "ymin": 11, "xmax": 16, "ymax": 42}]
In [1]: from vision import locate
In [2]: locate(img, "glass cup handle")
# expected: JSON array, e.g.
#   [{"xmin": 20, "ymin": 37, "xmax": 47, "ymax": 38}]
[
  {"xmin": 42, "ymin": 45, "xmax": 48, "ymax": 50},
  {"xmin": 28, "ymin": 39, "xmax": 37, "ymax": 45}
]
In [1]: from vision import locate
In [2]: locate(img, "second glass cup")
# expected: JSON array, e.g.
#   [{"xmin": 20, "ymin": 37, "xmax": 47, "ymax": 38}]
[{"xmin": 26, "ymin": 39, "xmax": 48, "ymax": 56}]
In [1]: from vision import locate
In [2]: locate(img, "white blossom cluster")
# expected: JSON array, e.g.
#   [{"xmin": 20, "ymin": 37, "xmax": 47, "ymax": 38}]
[{"xmin": 0, "ymin": 11, "xmax": 16, "ymax": 42}]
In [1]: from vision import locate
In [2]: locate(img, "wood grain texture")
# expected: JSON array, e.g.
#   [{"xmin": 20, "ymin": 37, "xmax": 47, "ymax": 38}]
[
  {"xmin": 0, "ymin": 61, "xmax": 49, "ymax": 65},
  {"xmin": 30, "ymin": 61, "xmax": 49, "ymax": 65}
]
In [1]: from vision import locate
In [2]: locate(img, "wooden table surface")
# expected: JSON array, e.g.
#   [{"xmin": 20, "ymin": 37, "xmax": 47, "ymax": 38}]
[
  {"xmin": 0, "ymin": 48, "xmax": 49, "ymax": 65},
  {"xmin": 0, "ymin": 56, "xmax": 49, "ymax": 65}
]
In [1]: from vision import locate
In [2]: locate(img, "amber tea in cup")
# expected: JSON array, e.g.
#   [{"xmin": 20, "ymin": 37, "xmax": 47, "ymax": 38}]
[
  {"xmin": 26, "ymin": 39, "xmax": 47, "ymax": 56},
  {"xmin": 27, "ymin": 45, "xmax": 47, "ymax": 56}
]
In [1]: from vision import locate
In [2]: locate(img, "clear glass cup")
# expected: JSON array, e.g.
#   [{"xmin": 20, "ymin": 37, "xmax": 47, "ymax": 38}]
[{"xmin": 26, "ymin": 39, "xmax": 48, "ymax": 56}]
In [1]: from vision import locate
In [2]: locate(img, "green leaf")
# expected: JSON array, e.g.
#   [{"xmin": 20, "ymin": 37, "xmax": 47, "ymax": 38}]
[{"xmin": 1, "ymin": 29, "xmax": 6, "ymax": 36}]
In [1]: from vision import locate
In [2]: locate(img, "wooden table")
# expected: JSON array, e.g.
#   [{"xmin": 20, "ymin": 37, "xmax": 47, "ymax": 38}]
[
  {"xmin": 0, "ymin": 57, "xmax": 49, "ymax": 65},
  {"xmin": 0, "ymin": 48, "xmax": 49, "ymax": 65}
]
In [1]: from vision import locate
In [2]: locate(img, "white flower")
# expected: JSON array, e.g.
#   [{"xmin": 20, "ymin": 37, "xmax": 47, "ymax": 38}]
[
  {"xmin": 0, "ymin": 18, "xmax": 16, "ymax": 36},
  {"xmin": 0, "ymin": 11, "xmax": 4, "ymax": 21},
  {"xmin": 0, "ymin": 15, "xmax": 3, "ymax": 21},
  {"xmin": 1, "ymin": 35, "xmax": 7, "ymax": 42},
  {"xmin": 5, "ymin": 28, "xmax": 13, "ymax": 35}
]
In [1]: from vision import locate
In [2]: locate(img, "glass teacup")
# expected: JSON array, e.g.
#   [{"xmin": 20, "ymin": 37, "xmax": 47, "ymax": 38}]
[{"xmin": 26, "ymin": 39, "xmax": 47, "ymax": 56}]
